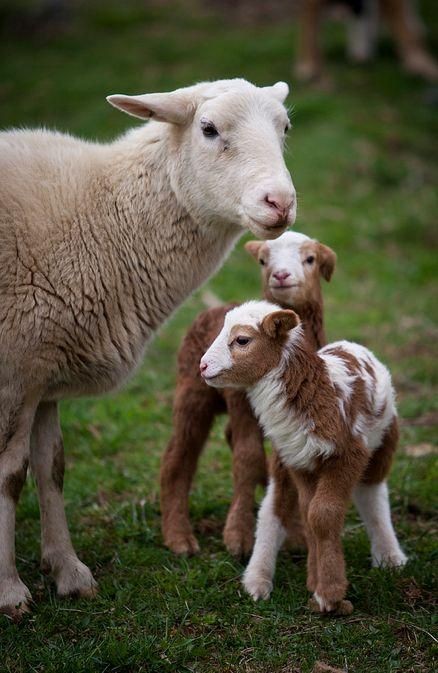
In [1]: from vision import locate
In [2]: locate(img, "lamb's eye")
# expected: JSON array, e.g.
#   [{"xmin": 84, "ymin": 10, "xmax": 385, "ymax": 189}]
[
  {"xmin": 202, "ymin": 122, "xmax": 219, "ymax": 138},
  {"xmin": 259, "ymin": 259, "xmax": 265, "ymax": 266},
  {"xmin": 284, "ymin": 124, "xmax": 290, "ymax": 134},
  {"xmin": 236, "ymin": 336, "xmax": 251, "ymax": 346},
  {"xmin": 306, "ymin": 255, "xmax": 315, "ymax": 264}
]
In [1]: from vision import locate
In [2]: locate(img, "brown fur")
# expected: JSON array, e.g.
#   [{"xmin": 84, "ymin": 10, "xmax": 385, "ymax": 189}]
[
  {"xmin": 239, "ymin": 326, "xmax": 399, "ymax": 612},
  {"xmin": 161, "ymin": 238, "xmax": 335, "ymax": 557}
]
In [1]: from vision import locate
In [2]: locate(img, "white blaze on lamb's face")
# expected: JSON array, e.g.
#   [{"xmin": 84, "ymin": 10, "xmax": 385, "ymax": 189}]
[
  {"xmin": 200, "ymin": 300, "xmax": 300, "ymax": 388},
  {"xmin": 107, "ymin": 79, "xmax": 296, "ymax": 239},
  {"xmin": 245, "ymin": 230, "xmax": 337, "ymax": 305}
]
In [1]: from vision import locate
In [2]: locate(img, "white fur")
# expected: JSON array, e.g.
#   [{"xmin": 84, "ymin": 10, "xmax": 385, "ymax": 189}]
[
  {"xmin": 353, "ymin": 482, "xmax": 407, "ymax": 568},
  {"xmin": 266, "ymin": 230, "xmax": 311, "ymax": 284},
  {"xmin": 249, "ymin": 361, "xmax": 335, "ymax": 471},
  {"xmin": 242, "ymin": 481, "xmax": 287, "ymax": 600},
  {"xmin": 0, "ymin": 79, "xmax": 296, "ymax": 618},
  {"xmin": 321, "ymin": 340, "xmax": 396, "ymax": 452}
]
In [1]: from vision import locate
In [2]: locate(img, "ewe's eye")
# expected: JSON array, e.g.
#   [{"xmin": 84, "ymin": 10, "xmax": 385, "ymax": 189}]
[
  {"xmin": 259, "ymin": 259, "xmax": 265, "ymax": 266},
  {"xmin": 236, "ymin": 336, "xmax": 251, "ymax": 346},
  {"xmin": 306, "ymin": 255, "xmax": 315, "ymax": 264},
  {"xmin": 201, "ymin": 120, "xmax": 219, "ymax": 138}
]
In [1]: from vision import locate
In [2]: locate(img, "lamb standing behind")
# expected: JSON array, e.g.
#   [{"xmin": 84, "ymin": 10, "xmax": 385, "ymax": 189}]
[
  {"xmin": 200, "ymin": 301, "xmax": 407, "ymax": 613},
  {"xmin": 0, "ymin": 78, "xmax": 297, "ymax": 620},
  {"xmin": 161, "ymin": 231, "xmax": 336, "ymax": 557}
]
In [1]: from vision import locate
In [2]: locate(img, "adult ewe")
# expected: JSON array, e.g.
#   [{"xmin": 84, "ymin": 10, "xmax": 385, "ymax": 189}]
[{"xmin": 0, "ymin": 78, "xmax": 296, "ymax": 620}]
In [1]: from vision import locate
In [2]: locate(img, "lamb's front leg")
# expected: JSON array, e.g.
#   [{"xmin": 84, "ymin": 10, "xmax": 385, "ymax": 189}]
[
  {"xmin": 30, "ymin": 402, "xmax": 97, "ymax": 599},
  {"xmin": 242, "ymin": 480, "xmax": 287, "ymax": 600},
  {"xmin": 223, "ymin": 391, "xmax": 267, "ymax": 558}
]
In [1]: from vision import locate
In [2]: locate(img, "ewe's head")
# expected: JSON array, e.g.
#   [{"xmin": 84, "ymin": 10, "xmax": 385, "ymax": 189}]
[
  {"xmin": 107, "ymin": 79, "xmax": 296, "ymax": 239},
  {"xmin": 200, "ymin": 300, "xmax": 301, "ymax": 388},
  {"xmin": 245, "ymin": 230, "xmax": 336, "ymax": 306}
]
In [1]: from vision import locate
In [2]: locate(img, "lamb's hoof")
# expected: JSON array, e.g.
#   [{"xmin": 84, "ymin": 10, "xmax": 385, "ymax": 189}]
[
  {"xmin": 308, "ymin": 595, "xmax": 353, "ymax": 616},
  {"xmin": 242, "ymin": 571, "xmax": 273, "ymax": 601},
  {"xmin": 46, "ymin": 557, "xmax": 98, "ymax": 599},
  {"xmin": 165, "ymin": 533, "xmax": 200, "ymax": 556},
  {"xmin": 372, "ymin": 550, "xmax": 408, "ymax": 569},
  {"xmin": 223, "ymin": 524, "xmax": 254, "ymax": 558},
  {"xmin": 0, "ymin": 578, "xmax": 32, "ymax": 623}
]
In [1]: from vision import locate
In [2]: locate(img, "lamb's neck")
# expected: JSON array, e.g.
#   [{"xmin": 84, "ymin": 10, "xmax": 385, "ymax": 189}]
[
  {"xmin": 102, "ymin": 126, "xmax": 241, "ymax": 329},
  {"xmin": 248, "ymin": 338, "xmax": 339, "ymax": 469},
  {"xmin": 292, "ymin": 299, "xmax": 326, "ymax": 351}
]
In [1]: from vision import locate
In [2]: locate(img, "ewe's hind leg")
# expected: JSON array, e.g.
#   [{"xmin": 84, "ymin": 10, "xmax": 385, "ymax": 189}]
[
  {"xmin": 242, "ymin": 480, "xmax": 287, "ymax": 600},
  {"xmin": 223, "ymin": 391, "xmax": 267, "ymax": 557},
  {"xmin": 160, "ymin": 382, "xmax": 220, "ymax": 555},
  {"xmin": 30, "ymin": 402, "xmax": 97, "ymax": 598},
  {"xmin": 0, "ymin": 389, "xmax": 37, "ymax": 621},
  {"xmin": 353, "ymin": 482, "xmax": 407, "ymax": 568}
]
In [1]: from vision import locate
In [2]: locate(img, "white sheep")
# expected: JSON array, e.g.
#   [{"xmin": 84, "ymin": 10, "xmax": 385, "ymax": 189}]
[
  {"xmin": 0, "ymin": 78, "xmax": 296, "ymax": 620},
  {"xmin": 200, "ymin": 301, "xmax": 407, "ymax": 613}
]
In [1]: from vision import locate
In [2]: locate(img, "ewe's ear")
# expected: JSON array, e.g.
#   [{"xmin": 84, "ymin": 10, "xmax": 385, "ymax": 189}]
[
  {"xmin": 262, "ymin": 310, "xmax": 300, "ymax": 339},
  {"xmin": 262, "ymin": 81, "xmax": 289, "ymax": 103},
  {"xmin": 106, "ymin": 90, "xmax": 195, "ymax": 124},
  {"xmin": 244, "ymin": 240, "xmax": 263, "ymax": 260},
  {"xmin": 318, "ymin": 243, "xmax": 337, "ymax": 282}
]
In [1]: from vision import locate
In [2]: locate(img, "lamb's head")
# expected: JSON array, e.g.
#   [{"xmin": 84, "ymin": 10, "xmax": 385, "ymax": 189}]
[
  {"xmin": 107, "ymin": 78, "xmax": 296, "ymax": 239},
  {"xmin": 200, "ymin": 300, "xmax": 301, "ymax": 388},
  {"xmin": 245, "ymin": 231, "xmax": 336, "ymax": 306}
]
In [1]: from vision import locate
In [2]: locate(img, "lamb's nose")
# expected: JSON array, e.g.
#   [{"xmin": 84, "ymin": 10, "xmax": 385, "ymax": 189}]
[
  {"xmin": 265, "ymin": 193, "xmax": 294, "ymax": 220},
  {"xmin": 273, "ymin": 271, "xmax": 291, "ymax": 282},
  {"xmin": 200, "ymin": 361, "xmax": 208, "ymax": 374}
]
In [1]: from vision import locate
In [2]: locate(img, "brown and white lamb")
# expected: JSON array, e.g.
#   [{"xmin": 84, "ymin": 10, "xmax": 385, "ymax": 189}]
[
  {"xmin": 200, "ymin": 301, "xmax": 407, "ymax": 613},
  {"xmin": 160, "ymin": 231, "xmax": 336, "ymax": 557}
]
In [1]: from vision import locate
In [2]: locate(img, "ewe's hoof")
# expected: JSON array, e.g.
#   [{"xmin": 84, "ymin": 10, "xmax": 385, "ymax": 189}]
[
  {"xmin": 242, "ymin": 571, "xmax": 273, "ymax": 601},
  {"xmin": 0, "ymin": 578, "xmax": 32, "ymax": 623},
  {"xmin": 53, "ymin": 559, "xmax": 98, "ymax": 599},
  {"xmin": 308, "ymin": 595, "xmax": 353, "ymax": 616},
  {"xmin": 223, "ymin": 524, "xmax": 254, "ymax": 558},
  {"xmin": 165, "ymin": 534, "xmax": 200, "ymax": 556}
]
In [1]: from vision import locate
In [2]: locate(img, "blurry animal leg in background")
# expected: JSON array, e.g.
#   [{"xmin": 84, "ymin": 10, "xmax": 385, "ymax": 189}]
[
  {"xmin": 380, "ymin": 0, "xmax": 438, "ymax": 81},
  {"xmin": 347, "ymin": 0, "xmax": 379, "ymax": 63}
]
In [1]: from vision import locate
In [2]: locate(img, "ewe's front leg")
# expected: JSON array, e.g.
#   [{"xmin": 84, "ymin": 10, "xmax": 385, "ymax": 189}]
[
  {"xmin": 0, "ymin": 390, "xmax": 37, "ymax": 621},
  {"xmin": 223, "ymin": 392, "xmax": 267, "ymax": 557},
  {"xmin": 30, "ymin": 402, "xmax": 97, "ymax": 599},
  {"xmin": 242, "ymin": 480, "xmax": 287, "ymax": 600}
]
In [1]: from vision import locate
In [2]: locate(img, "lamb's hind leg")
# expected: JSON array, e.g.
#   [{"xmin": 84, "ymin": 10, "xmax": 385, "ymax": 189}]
[
  {"xmin": 223, "ymin": 391, "xmax": 267, "ymax": 557},
  {"xmin": 30, "ymin": 401, "xmax": 97, "ymax": 598},
  {"xmin": 0, "ymin": 388, "xmax": 37, "ymax": 621},
  {"xmin": 354, "ymin": 418, "xmax": 407, "ymax": 568}
]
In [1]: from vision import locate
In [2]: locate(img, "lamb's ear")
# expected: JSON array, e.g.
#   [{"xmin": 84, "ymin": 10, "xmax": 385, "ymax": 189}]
[
  {"xmin": 106, "ymin": 91, "xmax": 195, "ymax": 124},
  {"xmin": 262, "ymin": 81, "xmax": 289, "ymax": 103},
  {"xmin": 261, "ymin": 310, "xmax": 300, "ymax": 339},
  {"xmin": 244, "ymin": 240, "xmax": 263, "ymax": 259},
  {"xmin": 318, "ymin": 243, "xmax": 337, "ymax": 282}
]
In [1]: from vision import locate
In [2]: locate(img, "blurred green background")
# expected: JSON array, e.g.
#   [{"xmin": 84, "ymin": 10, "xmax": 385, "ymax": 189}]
[{"xmin": 1, "ymin": 1, "xmax": 437, "ymax": 672}]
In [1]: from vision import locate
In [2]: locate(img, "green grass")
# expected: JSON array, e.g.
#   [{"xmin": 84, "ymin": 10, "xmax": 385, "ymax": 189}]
[{"xmin": 0, "ymin": 1, "xmax": 437, "ymax": 671}]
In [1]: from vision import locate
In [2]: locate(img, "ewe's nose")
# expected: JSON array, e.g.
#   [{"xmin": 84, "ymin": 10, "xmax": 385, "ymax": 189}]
[
  {"xmin": 200, "ymin": 361, "xmax": 208, "ymax": 375},
  {"xmin": 273, "ymin": 270, "xmax": 291, "ymax": 282},
  {"xmin": 264, "ymin": 192, "xmax": 294, "ymax": 222}
]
